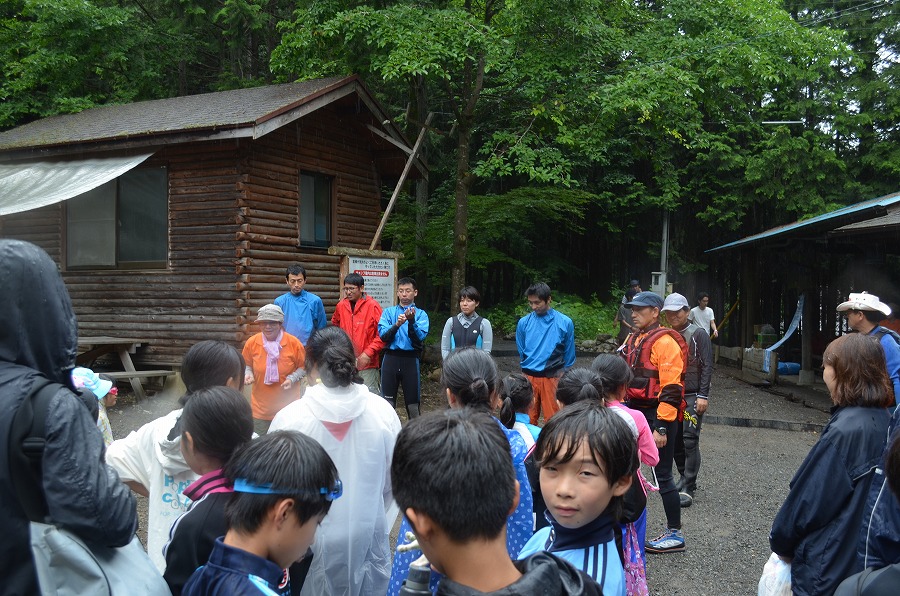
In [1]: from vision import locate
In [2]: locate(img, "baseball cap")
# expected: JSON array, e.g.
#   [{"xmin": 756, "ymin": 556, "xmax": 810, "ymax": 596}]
[
  {"xmin": 661, "ymin": 292, "xmax": 690, "ymax": 312},
  {"xmin": 625, "ymin": 291, "xmax": 664, "ymax": 309},
  {"xmin": 256, "ymin": 304, "xmax": 285, "ymax": 323},
  {"xmin": 836, "ymin": 292, "xmax": 891, "ymax": 316},
  {"xmin": 629, "ymin": 279, "xmax": 641, "ymax": 287},
  {"xmin": 71, "ymin": 367, "xmax": 113, "ymax": 399}
]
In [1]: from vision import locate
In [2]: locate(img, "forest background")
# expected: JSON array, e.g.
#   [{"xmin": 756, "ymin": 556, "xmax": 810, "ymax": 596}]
[{"xmin": 3, "ymin": 0, "xmax": 899, "ymax": 339}]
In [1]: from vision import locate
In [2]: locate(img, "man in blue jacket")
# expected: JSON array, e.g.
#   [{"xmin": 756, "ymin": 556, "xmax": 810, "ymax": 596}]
[
  {"xmin": 379, "ymin": 277, "xmax": 429, "ymax": 419},
  {"xmin": 516, "ymin": 282, "xmax": 575, "ymax": 425},
  {"xmin": 274, "ymin": 264, "xmax": 327, "ymax": 345}
]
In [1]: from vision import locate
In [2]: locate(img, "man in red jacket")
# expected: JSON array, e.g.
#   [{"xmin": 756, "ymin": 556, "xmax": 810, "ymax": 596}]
[{"xmin": 332, "ymin": 273, "xmax": 384, "ymax": 394}]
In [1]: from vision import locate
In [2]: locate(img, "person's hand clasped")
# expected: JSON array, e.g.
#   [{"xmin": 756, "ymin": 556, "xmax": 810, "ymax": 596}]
[
  {"xmin": 281, "ymin": 378, "xmax": 293, "ymax": 390},
  {"xmin": 244, "ymin": 372, "xmax": 254, "ymax": 385},
  {"xmin": 357, "ymin": 353, "xmax": 371, "ymax": 369}
]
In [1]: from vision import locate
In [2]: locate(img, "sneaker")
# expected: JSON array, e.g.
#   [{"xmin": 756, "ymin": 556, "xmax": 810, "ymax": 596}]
[
  {"xmin": 646, "ymin": 528, "xmax": 686, "ymax": 553},
  {"xmin": 680, "ymin": 491, "xmax": 693, "ymax": 508}
]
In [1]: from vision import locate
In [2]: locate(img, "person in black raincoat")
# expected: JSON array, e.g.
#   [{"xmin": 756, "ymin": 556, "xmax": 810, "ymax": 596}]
[{"xmin": 0, "ymin": 239, "xmax": 137, "ymax": 595}]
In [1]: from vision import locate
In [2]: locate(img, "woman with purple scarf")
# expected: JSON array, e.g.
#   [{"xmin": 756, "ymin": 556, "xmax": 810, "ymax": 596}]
[{"xmin": 242, "ymin": 304, "xmax": 307, "ymax": 435}]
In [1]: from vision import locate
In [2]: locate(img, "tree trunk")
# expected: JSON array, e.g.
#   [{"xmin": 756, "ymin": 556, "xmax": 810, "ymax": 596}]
[
  {"xmin": 451, "ymin": 124, "xmax": 472, "ymax": 315},
  {"xmin": 413, "ymin": 75, "xmax": 430, "ymax": 291}
]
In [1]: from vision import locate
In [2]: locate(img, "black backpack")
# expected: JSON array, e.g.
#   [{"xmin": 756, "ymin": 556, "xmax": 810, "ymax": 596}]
[
  {"xmin": 8, "ymin": 377, "xmax": 63, "ymax": 521},
  {"xmin": 874, "ymin": 326, "xmax": 900, "ymax": 347}
]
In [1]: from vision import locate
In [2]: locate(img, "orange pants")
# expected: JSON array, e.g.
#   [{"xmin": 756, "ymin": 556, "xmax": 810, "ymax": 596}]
[{"xmin": 526, "ymin": 374, "xmax": 561, "ymax": 425}]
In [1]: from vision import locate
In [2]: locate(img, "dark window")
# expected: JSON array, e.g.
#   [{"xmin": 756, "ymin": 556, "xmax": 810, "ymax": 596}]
[
  {"xmin": 299, "ymin": 172, "xmax": 332, "ymax": 247},
  {"xmin": 66, "ymin": 167, "xmax": 167, "ymax": 268}
]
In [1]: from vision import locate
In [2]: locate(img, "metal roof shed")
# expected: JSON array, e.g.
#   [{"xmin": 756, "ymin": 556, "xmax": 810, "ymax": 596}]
[{"xmin": 706, "ymin": 192, "xmax": 900, "ymax": 386}]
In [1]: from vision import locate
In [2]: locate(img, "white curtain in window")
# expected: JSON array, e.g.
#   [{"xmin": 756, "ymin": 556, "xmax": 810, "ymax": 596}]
[{"xmin": 0, "ymin": 153, "xmax": 153, "ymax": 216}]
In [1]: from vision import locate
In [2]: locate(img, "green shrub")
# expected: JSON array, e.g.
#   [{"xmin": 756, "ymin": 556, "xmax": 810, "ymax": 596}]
[{"xmin": 483, "ymin": 292, "xmax": 621, "ymax": 341}]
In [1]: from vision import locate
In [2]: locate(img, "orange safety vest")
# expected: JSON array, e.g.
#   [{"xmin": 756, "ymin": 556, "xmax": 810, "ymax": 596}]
[{"xmin": 622, "ymin": 325, "xmax": 688, "ymax": 414}]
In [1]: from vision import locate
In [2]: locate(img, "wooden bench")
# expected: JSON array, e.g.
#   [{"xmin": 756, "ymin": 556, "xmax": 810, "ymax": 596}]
[
  {"xmin": 103, "ymin": 370, "xmax": 175, "ymax": 381},
  {"xmin": 103, "ymin": 370, "xmax": 175, "ymax": 398}
]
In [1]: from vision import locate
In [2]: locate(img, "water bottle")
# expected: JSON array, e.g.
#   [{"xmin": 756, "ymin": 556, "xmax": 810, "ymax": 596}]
[{"xmin": 398, "ymin": 562, "xmax": 432, "ymax": 596}]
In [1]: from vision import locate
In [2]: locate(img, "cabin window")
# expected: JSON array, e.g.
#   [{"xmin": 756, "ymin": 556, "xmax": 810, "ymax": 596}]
[
  {"xmin": 66, "ymin": 167, "xmax": 168, "ymax": 269},
  {"xmin": 299, "ymin": 172, "xmax": 332, "ymax": 247}
]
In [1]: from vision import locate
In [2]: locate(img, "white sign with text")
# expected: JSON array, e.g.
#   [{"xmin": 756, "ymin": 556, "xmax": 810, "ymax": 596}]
[{"xmin": 347, "ymin": 256, "xmax": 396, "ymax": 310}]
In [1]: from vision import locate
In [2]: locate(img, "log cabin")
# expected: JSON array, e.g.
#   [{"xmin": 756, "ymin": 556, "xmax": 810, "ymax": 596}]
[{"xmin": 0, "ymin": 76, "xmax": 425, "ymax": 367}]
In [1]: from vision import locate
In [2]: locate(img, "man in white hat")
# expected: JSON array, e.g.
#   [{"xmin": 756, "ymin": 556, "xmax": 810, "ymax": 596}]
[
  {"xmin": 662, "ymin": 292, "xmax": 713, "ymax": 509},
  {"xmin": 837, "ymin": 291, "xmax": 900, "ymax": 405}
]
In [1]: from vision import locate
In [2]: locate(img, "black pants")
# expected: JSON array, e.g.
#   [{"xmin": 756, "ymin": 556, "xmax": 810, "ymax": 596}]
[
  {"xmin": 674, "ymin": 394, "xmax": 704, "ymax": 493},
  {"xmin": 381, "ymin": 351, "xmax": 420, "ymax": 410},
  {"xmin": 633, "ymin": 406, "xmax": 681, "ymax": 530}
]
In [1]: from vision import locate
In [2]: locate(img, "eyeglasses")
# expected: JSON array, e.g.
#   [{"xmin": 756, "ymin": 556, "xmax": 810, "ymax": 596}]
[{"xmin": 233, "ymin": 478, "xmax": 343, "ymax": 502}]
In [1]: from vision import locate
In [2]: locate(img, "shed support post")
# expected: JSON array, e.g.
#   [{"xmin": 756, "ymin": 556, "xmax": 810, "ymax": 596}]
[{"xmin": 370, "ymin": 113, "xmax": 433, "ymax": 251}]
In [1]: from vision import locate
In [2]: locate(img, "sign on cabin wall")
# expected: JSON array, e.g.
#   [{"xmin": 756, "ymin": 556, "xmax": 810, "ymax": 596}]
[
  {"xmin": 346, "ymin": 255, "xmax": 396, "ymax": 309},
  {"xmin": 332, "ymin": 248, "xmax": 403, "ymax": 311}
]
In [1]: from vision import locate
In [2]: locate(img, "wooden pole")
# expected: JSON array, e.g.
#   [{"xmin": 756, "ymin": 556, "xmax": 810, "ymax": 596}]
[{"xmin": 370, "ymin": 112, "xmax": 433, "ymax": 250}]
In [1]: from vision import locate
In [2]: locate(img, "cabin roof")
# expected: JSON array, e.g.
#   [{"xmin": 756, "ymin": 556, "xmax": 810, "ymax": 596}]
[{"xmin": 0, "ymin": 76, "xmax": 425, "ymax": 178}]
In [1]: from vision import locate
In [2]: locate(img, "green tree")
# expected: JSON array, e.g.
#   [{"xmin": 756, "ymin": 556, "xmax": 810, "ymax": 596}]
[
  {"xmin": 0, "ymin": 0, "xmax": 295, "ymax": 128},
  {"xmin": 0, "ymin": 0, "xmax": 163, "ymax": 126}
]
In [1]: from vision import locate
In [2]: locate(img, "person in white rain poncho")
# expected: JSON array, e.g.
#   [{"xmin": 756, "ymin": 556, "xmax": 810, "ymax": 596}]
[{"xmin": 269, "ymin": 326, "xmax": 401, "ymax": 596}]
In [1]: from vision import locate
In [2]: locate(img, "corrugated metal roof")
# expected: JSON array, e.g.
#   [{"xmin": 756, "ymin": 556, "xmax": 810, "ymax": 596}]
[
  {"xmin": 0, "ymin": 77, "xmax": 348, "ymax": 152},
  {"xmin": 831, "ymin": 202, "xmax": 900, "ymax": 234},
  {"xmin": 707, "ymin": 191, "xmax": 900, "ymax": 252}
]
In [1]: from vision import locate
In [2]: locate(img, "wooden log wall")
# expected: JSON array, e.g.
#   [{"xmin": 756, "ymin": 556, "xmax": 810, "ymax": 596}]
[
  {"xmin": 239, "ymin": 104, "xmax": 384, "ymax": 328},
  {"xmin": 69, "ymin": 143, "xmax": 244, "ymax": 365},
  {"xmin": 0, "ymin": 203, "xmax": 63, "ymax": 260},
  {"xmin": 0, "ymin": 142, "xmax": 244, "ymax": 366},
  {"xmin": 1, "ymin": 104, "xmax": 389, "ymax": 367}
]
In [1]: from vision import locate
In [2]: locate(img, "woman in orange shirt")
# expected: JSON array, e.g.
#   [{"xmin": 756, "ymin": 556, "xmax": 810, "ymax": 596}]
[{"xmin": 242, "ymin": 304, "xmax": 306, "ymax": 434}]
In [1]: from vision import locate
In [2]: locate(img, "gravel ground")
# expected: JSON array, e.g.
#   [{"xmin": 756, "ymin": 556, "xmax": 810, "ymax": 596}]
[{"xmin": 107, "ymin": 341, "xmax": 833, "ymax": 595}]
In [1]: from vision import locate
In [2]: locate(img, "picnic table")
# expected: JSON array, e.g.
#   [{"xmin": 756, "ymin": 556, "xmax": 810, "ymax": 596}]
[{"xmin": 76, "ymin": 336, "xmax": 174, "ymax": 400}]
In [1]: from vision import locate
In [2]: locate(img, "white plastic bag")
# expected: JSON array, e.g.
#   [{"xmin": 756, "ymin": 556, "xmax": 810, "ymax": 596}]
[{"xmin": 758, "ymin": 552, "xmax": 792, "ymax": 596}]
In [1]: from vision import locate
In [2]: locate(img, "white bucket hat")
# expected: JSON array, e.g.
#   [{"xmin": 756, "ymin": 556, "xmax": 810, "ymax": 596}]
[
  {"xmin": 836, "ymin": 291, "xmax": 891, "ymax": 316},
  {"xmin": 256, "ymin": 304, "xmax": 285, "ymax": 323}
]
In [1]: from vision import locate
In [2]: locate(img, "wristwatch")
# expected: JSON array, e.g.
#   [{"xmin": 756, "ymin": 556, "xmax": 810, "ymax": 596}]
[{"xmin": 655, "ymin": 426, "xmax": 667, "ymax": 436}]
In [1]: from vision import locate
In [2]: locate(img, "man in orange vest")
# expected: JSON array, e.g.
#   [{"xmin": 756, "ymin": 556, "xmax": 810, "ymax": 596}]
[{"xmin": 620, "ymin": 291, "xmax": 687, "ymax": 554}]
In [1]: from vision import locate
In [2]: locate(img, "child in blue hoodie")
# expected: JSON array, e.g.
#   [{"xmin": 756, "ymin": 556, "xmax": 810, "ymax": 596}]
[{"xmin": 517, "ymin": 400, "xmax": 638, "ymax": 596}]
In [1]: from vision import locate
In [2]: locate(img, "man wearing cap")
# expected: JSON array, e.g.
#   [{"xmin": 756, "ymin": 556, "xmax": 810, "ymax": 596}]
[
  {"xmin": 662, "ymin": 292, "xmax": 713, "ymax": 508},
  {"xmin": 837, "ymin": 291, "xmax": 900, "ymax": 405},
  {"xmin": 620, "ymin": 290, "xmax": 687, "ymax": 553},
  {"xmin": 516, "ymin": 282, "xmax": 576, "ymax": 424},
  {"xmin": 242, "ymin": 304, "xmax": 306, "ymax": 434},
  {"xmin": 614, "ymin": 279, "xmax": 642, "ymax": 344}
]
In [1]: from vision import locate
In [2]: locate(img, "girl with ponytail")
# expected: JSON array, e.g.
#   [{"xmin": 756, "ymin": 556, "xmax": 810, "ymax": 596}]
[
  {"xmin": 388, "ymin": 348, "xmax": 535, "ymax": 596},
  {"xmin": 270, "ymin": 326, "xmax": 401, "ymax": 596},
  {"xmin": 498, "ymin": 373, "xmax": 540, "ymax": 448}
]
